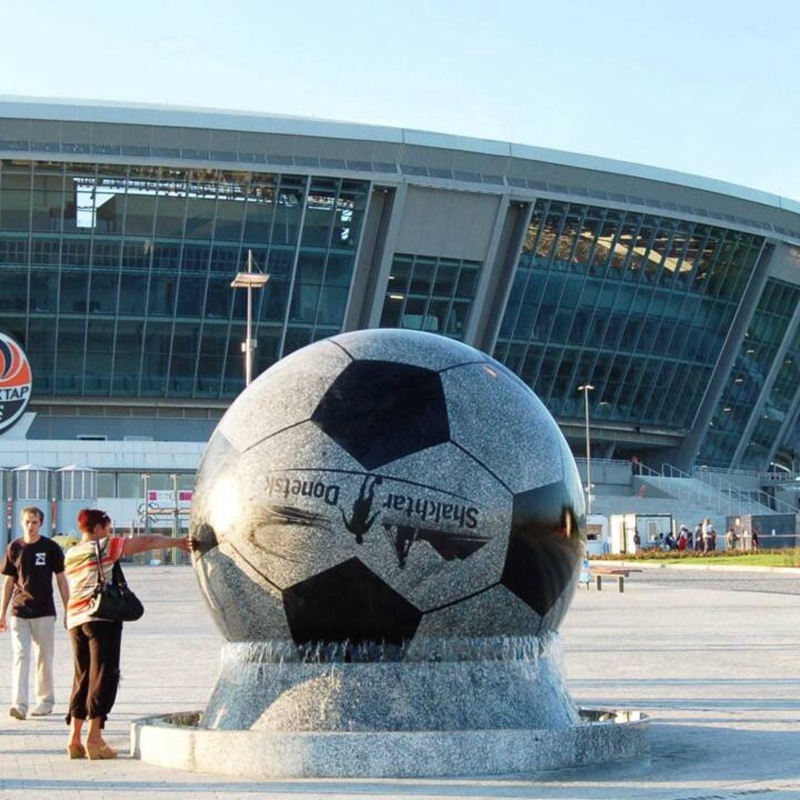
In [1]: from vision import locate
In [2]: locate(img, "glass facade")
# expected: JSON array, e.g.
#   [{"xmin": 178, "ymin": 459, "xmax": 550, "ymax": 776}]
[
  {"xmin": 493, "ymin": 200, "xmax": 763, "ymax": 430},
  {"xmin": 702, "ymin": 278, "xmax": 800, "ymax": 468},
  {"xmin": 379, "ymin": 254, "xmax": 481, "ymax": 338},
  {"xmin": 2, "ymin": 104, "xmax": 800, "ymax": 475},
  {"xmin": 0, "ymin": 160, "xmax": 368, "ymax": 400}
]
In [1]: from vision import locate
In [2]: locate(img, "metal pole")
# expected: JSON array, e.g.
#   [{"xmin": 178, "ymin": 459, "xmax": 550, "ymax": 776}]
[
  {"xmin": 141, "ymin": 473, "xmax": 150, "ymax": 535},
  {"xmin": 171, "ymin": 473, "xmax": 179, "ymax": 538},
  {"xmin": 584, "ymin": 390, "xmax": 592, "ymax": 516},
  {"xmin": 245, "ymin": 292, "xmax": 253, "ymax": 386},
  {"xmin": 231, "ymin": 250, "xmax": 269, "ymax": 388},
  {"xmin": 245, "ymin": 250, "xmax": 253, "ymax": 386},
  {"xmin": 578, "ymin": 385, "xmax": 594, "ymax": 516}
]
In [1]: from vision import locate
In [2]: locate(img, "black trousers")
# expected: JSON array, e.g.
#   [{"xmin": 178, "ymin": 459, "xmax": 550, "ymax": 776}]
[{"xmin": 68, "ymin": 621, "xmax": 123, "ymax": 725}]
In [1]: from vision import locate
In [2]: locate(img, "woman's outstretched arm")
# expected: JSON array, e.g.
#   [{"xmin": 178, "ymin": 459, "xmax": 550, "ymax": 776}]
[{"xmin": 122, "ymin": 534, "xmax": 194, "ymax": 557}]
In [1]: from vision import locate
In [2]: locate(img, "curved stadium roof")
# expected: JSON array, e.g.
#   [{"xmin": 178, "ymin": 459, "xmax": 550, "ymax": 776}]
[{"xmin": 1, "ymin": 97, "xmax": 800, "ymax": 474}]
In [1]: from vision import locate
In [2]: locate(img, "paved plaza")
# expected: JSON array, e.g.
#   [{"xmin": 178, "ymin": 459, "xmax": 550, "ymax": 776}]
[{"xmin": 1, "ymin": 562, "xmax": 798, "ymax": 799}]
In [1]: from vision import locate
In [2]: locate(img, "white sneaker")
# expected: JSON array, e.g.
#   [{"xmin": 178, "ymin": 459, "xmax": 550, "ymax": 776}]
[
  {"xmin": 30, "ymin": 706, "xmax": 53, "ymax": 716},
  {"xmin": 9, "ymin": 707, "xmax": 26, "ymax": 720}
]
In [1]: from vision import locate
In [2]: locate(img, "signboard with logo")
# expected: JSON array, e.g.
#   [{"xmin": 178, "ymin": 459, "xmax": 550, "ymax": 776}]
[
  {"xmin": 146, "ymin": 489, "xmax": 193, "ymax": 514},
  {"xmin": 0, "ymin": 333, "xmax": 33, "ymax": 435}
]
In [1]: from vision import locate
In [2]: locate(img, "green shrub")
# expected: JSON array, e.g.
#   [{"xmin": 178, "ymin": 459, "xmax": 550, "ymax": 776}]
[{"xmin": 591, "ymin": 547, "xmax": 800, "ymax": 567}]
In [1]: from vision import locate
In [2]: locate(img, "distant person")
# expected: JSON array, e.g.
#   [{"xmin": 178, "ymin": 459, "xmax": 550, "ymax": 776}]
[
  {"xmin": 64, "ymin": 508, "xmax": 195, "ymax": 760},
  {"xmin": 579, "ymin": 554, "xmax": 591, "ymax": 587},
  {"xmin": 0, "ymin": 506, "xmax": 69, "ymax": 721},
  {"xmin": 701, "ymin": 519, "xmax": 713, "ymax": 554},
  {"xmin": 752, "ymin": 526, "xmax": 760, "ymax": 551},
  {"xmin": 725, "ymin": 528, "xmax": 737, "ymax": 551},
  {"xmin": 633, "ymin": 529, "xmax": 641, "ymax": 553},
  {"xmin": 694, "ymin": 523, "xmax": 704, "ymax": 552},
  {"xmin": 677, "ymin": 526, "xmax": 690, "ymax": 551}
]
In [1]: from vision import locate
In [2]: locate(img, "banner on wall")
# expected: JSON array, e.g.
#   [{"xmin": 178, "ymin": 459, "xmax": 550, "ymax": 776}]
[
  {"xmin": 146, "ymin": 489, "xmax": 193, "ymax": 515},
  {"xmin": 0, "ymin": 332, "xmax": 33, "ymax": 435}
]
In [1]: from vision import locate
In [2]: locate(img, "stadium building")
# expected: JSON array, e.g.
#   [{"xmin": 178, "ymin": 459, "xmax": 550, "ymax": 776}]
[{"xmin": 2, "ymin": 97, "xmax": 800, "ymax": 542}]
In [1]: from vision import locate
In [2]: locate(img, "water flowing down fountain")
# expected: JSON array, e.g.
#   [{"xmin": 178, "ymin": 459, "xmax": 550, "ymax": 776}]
[{"xmin": 132, "ymin": 329, "xmax": 648, "ymax": 777}]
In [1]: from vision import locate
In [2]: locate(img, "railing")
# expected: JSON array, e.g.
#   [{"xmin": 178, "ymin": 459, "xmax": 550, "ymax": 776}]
[
  {"xmin": 573, "ymin": 458, "xmax": 632, "ymax": 485},
  {"xmin": 641, "ymin": 462, "xmax": 710, "ymax": 507},
  {"xmin": 689, "ymin": 466, "xmax": 797, "ymax": 516},
  {"xmin": 761, "ymin": 472, "xmax": 800, "ymax": 485},
  {"xmin": 574, "ymin": 456, "xmax": 799, "ymax": 519},
  {"xmin": 658, "ymin": 463, "xmax": 797, "ymax": 517}
]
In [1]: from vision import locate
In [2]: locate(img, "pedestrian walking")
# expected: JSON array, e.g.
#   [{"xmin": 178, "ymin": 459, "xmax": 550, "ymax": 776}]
[{"xmin": 0, "ymin": 506, "xmax": 69, "ymax": 720}]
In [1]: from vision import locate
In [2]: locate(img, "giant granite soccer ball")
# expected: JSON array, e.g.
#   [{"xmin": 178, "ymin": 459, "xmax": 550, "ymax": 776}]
[{"xmin": 190, "ymin": 329, "xmax": 585, "ymax": 651}]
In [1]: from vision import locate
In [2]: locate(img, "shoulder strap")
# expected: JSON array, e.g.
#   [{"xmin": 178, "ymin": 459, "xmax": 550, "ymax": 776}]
[
  {"xmin": 111, "ymin": 559, "xmax": 129, "ymax": 589},
  {"xmin": 93, "ymin": 540, "xmax": 107, "ymax": 587}
]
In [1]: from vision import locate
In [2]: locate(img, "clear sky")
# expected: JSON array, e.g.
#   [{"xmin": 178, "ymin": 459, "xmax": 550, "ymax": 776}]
[{"xmin": 2, "ymin": 0, "xmax": 799, "ymax": 201}]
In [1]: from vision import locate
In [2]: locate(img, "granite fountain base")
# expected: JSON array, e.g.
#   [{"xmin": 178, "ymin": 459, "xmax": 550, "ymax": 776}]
[{"xmin": 131, "ymin": 634, "xmax": 649, "ymax": 778}]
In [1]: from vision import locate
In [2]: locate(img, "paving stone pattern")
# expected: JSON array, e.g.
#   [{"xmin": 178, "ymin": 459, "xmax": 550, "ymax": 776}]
[{"xmin": 0, "ymin": 563, "xmax": 798, "ymax": 799}]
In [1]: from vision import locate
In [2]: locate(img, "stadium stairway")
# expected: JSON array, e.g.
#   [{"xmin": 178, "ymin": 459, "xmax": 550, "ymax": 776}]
[{"xmin": 581, "ymin": 459, "xmax": 783, "ymax": 530}]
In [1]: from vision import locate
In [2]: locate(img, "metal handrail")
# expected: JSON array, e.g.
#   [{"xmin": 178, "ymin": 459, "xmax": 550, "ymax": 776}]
[
  {"xmin": 691, "ymin": 466, "xmax": 797, "ymax": 516},
  {"xmin": 644, "ymin": 463, "xmax": 706, "ymax": 506},
  {"xmin": 644, "ymin": 462, "xmax": 795, "ymax": 516},
  {"xmin": 573, "ymin": 456, "xmax": 798, "ymax": 517}
]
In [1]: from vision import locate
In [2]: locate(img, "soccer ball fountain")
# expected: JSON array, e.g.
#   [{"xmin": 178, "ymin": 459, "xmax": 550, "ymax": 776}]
[{"xmin": 132, "ymin": 329, "xmax": 648, "ymax": 777}]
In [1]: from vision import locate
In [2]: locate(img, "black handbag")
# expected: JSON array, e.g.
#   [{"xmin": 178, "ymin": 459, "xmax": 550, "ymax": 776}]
[{"xmin": 87, "ymin": 541, "xmax": 145, "ymax": 622}]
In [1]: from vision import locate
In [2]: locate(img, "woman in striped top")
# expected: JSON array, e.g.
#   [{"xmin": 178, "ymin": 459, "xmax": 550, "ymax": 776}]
[{"xmin": 64, "ymin": 508, "xmax": 193, "ymax": 760}]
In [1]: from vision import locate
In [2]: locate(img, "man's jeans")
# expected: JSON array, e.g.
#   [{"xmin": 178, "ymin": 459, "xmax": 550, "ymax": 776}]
[{"xmin": 10, "ymin": 615, "xmax": 56, "ymax": 713}]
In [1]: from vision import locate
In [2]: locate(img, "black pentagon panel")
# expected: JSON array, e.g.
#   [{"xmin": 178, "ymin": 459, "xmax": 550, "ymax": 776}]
[
  {"xmin": 501, "ymin": 480, "xmax": 584, "ymax": 618},
  {"xmin": 310, "ymin": 360, "xmax": 449, "ymax": 470},
  {"xmin": 283, "ymin": 557, "xmax": 423, "ymax": 647}
]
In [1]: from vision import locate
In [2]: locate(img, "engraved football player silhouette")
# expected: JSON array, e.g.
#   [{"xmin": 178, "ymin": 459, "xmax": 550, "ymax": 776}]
[
  {"xmin": 341, "ymin": 475, "xmax": 383, "ymax": 543},
  {"xmin": 393, "ymin": 525, "xmax": 416, "ymax": 568}
]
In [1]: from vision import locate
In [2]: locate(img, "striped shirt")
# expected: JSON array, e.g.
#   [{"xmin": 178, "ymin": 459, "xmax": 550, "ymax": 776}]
[{"xmin": 64, "ymin": 536, "xmax": 126, "ymax": 629}]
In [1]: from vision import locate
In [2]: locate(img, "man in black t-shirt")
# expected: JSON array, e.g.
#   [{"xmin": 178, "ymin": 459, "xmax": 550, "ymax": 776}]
[{"xmin": 0, "ymin": 506, "xmax": 69, "ymax": 720}]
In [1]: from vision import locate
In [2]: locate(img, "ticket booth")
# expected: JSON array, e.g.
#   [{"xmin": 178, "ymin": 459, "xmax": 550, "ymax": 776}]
[
  {"xmin": 11, "ymin": 465, "xmax": 53, "ymax": 537},
  {"xmin": 56, "ymin": 465, "xmax": 98, "ymax": 536}
]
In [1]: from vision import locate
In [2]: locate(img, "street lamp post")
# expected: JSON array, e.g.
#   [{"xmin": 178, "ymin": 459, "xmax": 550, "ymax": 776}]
[
  {"xmin": 170, "ymin": 473, "xmax": 179, "ymax": 539},
  {"xmin": 230, "ymin": 250, "xmax": 270, "ymax": 386},
  {"xmin": 578, "ymin": 384, "xmax": 595, "ymax": 516},
  {"xmin": 170, "ymin": 472, "xmax": 181, "ymax": 564},
  {"xmin": 141, "ymin": 473, "xmax": 150, "ymax": 535}
]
